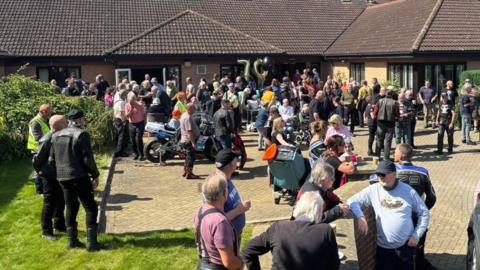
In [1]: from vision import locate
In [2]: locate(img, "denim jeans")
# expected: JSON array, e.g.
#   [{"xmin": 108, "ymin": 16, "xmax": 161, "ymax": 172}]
[
  {"xmin": 462, "ymin": 114, "xmax": 472, "ymax": 142},
  {"xmin": 437, "ymin": 121, "xmax": 454, "ymax": 152},
  {"xmin": 395, "ymin": 121, "xmax": 412, "ymax": 145},
  {"xmin": 377, "ymin": 244, "xmax": 416, "ymax": 270},
  {"xmin": 216, "ymin": 134, "xmax": 232, "ymax": 151},
  {"xmin": 257, "ymin": 126, "xmax": 265, "ymax": 149}
]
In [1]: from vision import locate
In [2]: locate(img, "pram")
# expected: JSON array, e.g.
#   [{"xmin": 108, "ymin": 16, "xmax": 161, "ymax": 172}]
[{"xmin": 267, "ymin": 145, "xmax": 311, "ymax": 205}]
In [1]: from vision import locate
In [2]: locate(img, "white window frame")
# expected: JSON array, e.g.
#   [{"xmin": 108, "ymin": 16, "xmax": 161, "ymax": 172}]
[{"xmin": 115, "ymin": 68, "xmax": 131, "ymax": 86}]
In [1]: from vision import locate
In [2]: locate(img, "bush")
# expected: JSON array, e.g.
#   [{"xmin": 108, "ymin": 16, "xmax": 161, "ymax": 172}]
[
  {"xmin": 380, "ymin": 74, "xmax": 401, "ymax": 93},
  {"xmin": 459, "ymin": 70, "xmax": 480, "ymax": 87},
  {"xmin": 0, "ymin": 73, "xmax": 114, "ymax": 161}
]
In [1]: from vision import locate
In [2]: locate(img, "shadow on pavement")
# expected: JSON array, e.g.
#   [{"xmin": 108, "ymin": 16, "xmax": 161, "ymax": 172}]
[
  {"xmin": 426, "ymin": 253, "xmax": 466, "ymax": 270},
  {"xmin": 235, "ymin": 165, "xmax": 268, "ymax": 180},
  {"xmin": 108, "ymin": 193, "xmax": 153, "ymax": 204}
]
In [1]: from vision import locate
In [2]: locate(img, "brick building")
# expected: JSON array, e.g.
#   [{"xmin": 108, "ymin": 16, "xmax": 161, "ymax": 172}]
[{"xmin": 1, "ymin": 0, "xmax": 479, "ymax": 91}]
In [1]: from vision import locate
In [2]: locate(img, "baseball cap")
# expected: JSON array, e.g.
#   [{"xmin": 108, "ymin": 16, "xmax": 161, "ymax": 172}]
[
  {"xmin": 215, "ymin": 149, "xmax": 239, "ymax": 169},
  {"xmin": 67, "ymin": 109, "xmax": 85, "ymax": 120},
  {"xmin": 373, "ymin": 160, "xmax": 396, "ymax": 175}
]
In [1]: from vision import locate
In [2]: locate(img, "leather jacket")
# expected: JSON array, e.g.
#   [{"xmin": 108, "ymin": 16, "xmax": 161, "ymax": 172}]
[
  {"xmin": 50, "ymin": 123, "xmax": 99, "ymax": 181},
  {"xmin": 213, "ymin": 108, "xmax": 233, "ymax": 137},
  {"xmin": 32, "ymin": 131, "xmax": 56, "ymax": 178}
]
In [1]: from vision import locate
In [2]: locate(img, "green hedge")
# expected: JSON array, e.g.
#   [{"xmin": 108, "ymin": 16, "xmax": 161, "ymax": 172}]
[
  {"xmin": 459, "ymin": 70, "xmax": 480, "ymax": 87},
  {"xmin": 0, "ymin": 74, "xmax": 114, "ymax": 161}
]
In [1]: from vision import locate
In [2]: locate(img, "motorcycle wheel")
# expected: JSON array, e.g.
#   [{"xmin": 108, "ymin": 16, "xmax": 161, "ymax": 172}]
[
  {"xmin": 144, "ymin": 139, "xmax": 174, "ymax": 163},
  {"xmin": 204, "ymin": 139, "xmax": 217, "ymax": 161}
]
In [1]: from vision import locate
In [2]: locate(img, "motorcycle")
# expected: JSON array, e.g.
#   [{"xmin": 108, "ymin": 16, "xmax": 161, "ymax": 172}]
[{"xmin": 143, "ymin": 113, "xmax": 217, "ymax": 163}]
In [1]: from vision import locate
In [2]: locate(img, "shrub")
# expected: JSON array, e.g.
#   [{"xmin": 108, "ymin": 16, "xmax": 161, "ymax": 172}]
[
  {"xmin": 459, "ymin": 70, "xmax": 480, "ymax": 87},
  {"xmin": 380, "ymin": 74, "xmax": 401, "ymax": 93},
  {"xmin": 0, "ymin": 73, "xmax": 114, "ymax": 161}
]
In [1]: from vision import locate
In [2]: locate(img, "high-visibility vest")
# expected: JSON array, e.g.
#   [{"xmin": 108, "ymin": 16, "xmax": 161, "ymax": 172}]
[
  {"xmin": 175, "ymin": 101, "xmax": 187, "ymax": 113},
  {"xmin": 27, "ymin": 115, "xmax": 50, "ymax": 150}
]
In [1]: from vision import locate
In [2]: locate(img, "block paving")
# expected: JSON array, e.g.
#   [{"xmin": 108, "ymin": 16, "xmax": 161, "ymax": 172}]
[{"xmin": 103, "ymin": 124, "xmax": 480, "ymax": 269}]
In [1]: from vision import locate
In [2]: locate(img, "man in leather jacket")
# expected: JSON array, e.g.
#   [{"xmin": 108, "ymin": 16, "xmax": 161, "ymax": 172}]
[
  {"xmin": 213, "ymin": 99, "xmax": 234, "ymax": 151},
  {"xmin": 33, "ymin": 115, "xmax": 67, "ymax": 240},
  {"xmin": 394, "ymin": 144, "xmax": 437, "ymax": 270},
  {"xmin": 50, "ymin": 109, "xmax": 104, "ymax": 251}
]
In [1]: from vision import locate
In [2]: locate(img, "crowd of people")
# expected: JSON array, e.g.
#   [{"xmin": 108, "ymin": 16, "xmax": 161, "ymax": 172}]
[{"xmin": 28, "ymin": 68, "xmax": 480, "ymax": 268}]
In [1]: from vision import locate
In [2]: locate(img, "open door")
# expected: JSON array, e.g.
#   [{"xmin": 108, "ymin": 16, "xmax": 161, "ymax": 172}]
[{"xmin": 115, "ymin": 68, "xmax": 131, "ymax": 86}]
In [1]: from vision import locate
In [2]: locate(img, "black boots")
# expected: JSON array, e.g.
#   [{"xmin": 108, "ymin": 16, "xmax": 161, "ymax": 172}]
[
  {"xmin": 87, "ymin": 224, "xmax": 105, "ymax": 252},
  {"xmin": 67, "ymin": 225, "xmax": 85, "ymax": 249},
  {"xmin": 42, "ymin": 229, "xmax": 59, "ymax": 241}
]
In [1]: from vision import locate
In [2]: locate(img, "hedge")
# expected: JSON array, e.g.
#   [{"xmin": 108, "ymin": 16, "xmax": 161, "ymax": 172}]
[
  {"xmin": 459, "ymin": 70, "xmax": 480, "ymax": 87},
  {"xmin": 0, "ymin": 74, "xmax": 114, "ymax": 161}
]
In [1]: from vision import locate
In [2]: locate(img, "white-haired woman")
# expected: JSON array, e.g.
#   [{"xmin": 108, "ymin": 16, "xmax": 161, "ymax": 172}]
[
  {"xmin": 296, "ymin": 162, "xmax": 350, "ymax": 223},
  {"xmin": 325, "ymin": 114, "xmax": 352, "ymax": 142}
]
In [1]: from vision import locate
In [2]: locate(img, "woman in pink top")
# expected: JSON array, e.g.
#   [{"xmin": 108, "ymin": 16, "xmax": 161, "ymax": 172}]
[
  {"xmin": 125, "ymin": 93, "xmax": 146, "ymax": 160},
  {"xmin": 325, "ymin": 114, "xmax": 352, "ymax": 142},
  {"xmin": 104, "ymin": 87, "xmax": 114, "ymax": 107}
]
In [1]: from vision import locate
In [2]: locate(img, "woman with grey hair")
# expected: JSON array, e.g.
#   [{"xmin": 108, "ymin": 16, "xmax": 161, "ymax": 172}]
[
  {"xmin": 295, "ymin": 161, "xmax": 350, "ymax": 223},
  {"xmin": 242, "ymin": 191, "xmax": 340, "ymax": 269}
]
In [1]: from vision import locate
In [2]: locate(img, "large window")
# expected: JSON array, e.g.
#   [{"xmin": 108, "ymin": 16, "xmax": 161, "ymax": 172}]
[
  {"xmin": 421, "ymin": 63, "xmax": 466, "ymax": 91},
  {"xmin": 388, "ymin": 64, "xmax": 414, "ymax": 89},
  {"xmin": 220, "ymin": 64, "xmax": 244, "ymax": 82},
  {"xmin": 36, "ymin": 66, "xmax": 81, "ymax": 87},
  {"xmin": 349, "ymin": 63, "xmax": 365, "ymax": 83}
]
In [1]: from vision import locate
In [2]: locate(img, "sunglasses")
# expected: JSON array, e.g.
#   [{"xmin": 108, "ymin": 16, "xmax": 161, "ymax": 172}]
[{"xmin": 377, "ymin": 173, "xmax": 386, "ymax": 178}]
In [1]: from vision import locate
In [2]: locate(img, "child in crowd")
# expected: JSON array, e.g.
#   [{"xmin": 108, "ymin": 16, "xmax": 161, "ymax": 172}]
[
  {"xmin": 104, "ymin": 87, "xmax": 114, "ymax": 107},
  {"xmin": 339, "ymin": 140, "xmax": 357, "ymax": 187},
  {"xmin": 167, "ymin": 109, "xmax": 182, "ymax": 130}
]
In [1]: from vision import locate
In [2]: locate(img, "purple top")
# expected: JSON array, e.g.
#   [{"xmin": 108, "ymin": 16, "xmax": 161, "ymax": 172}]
[{"xmin": 194, "ymin": 205, "xmax": 236, "ymax": 265}]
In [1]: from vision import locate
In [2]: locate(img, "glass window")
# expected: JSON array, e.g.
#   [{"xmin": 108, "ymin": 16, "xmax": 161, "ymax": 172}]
[
  {"xmin": 387, "ymin": 63, "xmax": 413, "ymax": 89},
  {"xmin": 349, "ymin": 63, "xmax": 365, "ymax": 83},
  {"xmin": 36, "ymin": 66, "xmax": 82, "ymax": 87}
]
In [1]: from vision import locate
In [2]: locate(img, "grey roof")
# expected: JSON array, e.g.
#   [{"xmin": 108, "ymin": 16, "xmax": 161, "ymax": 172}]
[{"xmin": 0, "ymin": 0, "xmax": 365, "ymax": 57}]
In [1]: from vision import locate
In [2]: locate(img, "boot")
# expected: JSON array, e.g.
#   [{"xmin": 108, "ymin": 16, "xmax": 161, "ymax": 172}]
[
  {"xmin": 185, "ymin": 167, "xmax": 200, "ymax": 179},
  {"xmin": 67, "ymin": 225, "xmax": 85, "ymax": 249},
  {"xmin": 42, "ymin": 229, "xmax": 59, "ymax": 241},
  {"xmin": 87, "ymin": 224, "xmax": 106, "ymax": 252},
  {"xmin": 182, "ymin": 166, "xmax": 187, "ymax": 177}
]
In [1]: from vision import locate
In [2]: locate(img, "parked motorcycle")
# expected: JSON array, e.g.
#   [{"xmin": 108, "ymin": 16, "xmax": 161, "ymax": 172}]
[{"xmin": 143, "ymin": 113, "xmax": 217, "ymax": 163}]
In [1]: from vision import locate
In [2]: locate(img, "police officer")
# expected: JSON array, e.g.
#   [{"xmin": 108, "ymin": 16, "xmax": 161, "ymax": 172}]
[
  {"xmin": 50, "ymin": 109, "xmax": 104, "ymax": 251},
  {"xmin": 33, "ymin": 115, "xmax": 67, "ymax": 240},
  {"xmin": 28, "ymin": 104, "xmax": 52, "ymax": 194},
  {"xmin": 394, "ymin": 143, "xmax": 437, "ymax": 270}
]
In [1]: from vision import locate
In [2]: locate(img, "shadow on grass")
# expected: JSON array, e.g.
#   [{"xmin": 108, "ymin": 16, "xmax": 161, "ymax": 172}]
[
  {"xmin": 105, "ymin": 229, "xmax": 196, "ymax": 250},
  {"xmin": 0, "ymin": 159, "xmax": 33, "ymax": 210}
]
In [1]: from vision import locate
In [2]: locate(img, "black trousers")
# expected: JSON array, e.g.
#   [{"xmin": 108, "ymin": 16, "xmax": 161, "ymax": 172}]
[
  {"xmin": 181, "ymin": 141, "xmax": 196, "ymax": 168},
  {"xmin": 114, "ymin": 118, "xmax": 128, "ymax": 155},
  {"xmin": 368, "ymin": 122, "xmax": 377, "ymax": 152},
  {"xmin": 129, "ymin": 121, "xmax": 145, "ymax": 158},
  {"xmin": 358, "ymin": 100, "xmax": 367, "ymax": 126},
  {"xmin": 233, "ymin": 108, "xmax": 241, "ymax": 131},
  {"xmin": 377, "ymin": 243, "xmax": 416, "ymax": 270},
  {"xmin": 410, "ymin": 118, "xmax": 417, "ymax": 146},
  {"xmin": 376, "ymin": 125, "xmax": 394, "ymax": 160},
  {"xmin": 437, "ymin": 122, "xmax": 454, "ymax": 152},
  {"xmin": 343, "ymin": 107, "xmax": 356, "ymax": 133},
  {"xmin": 59, "ymin": 178, "xmax": 98, "ymax": 228},
  {"xmin": 41, "ymin": 176, "xmax": 65, "ymax": 233}
]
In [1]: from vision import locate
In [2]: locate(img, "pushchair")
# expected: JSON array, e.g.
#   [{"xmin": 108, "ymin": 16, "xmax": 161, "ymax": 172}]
[{"xmin": 265, "ymin": 145, "xmax": 311, "ymax": 205}]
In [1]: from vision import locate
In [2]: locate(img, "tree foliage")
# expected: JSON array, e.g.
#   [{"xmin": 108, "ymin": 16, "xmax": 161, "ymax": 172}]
[{"xmin": 0, "ymin": 74, "xmax": 114, "ymax": 161}]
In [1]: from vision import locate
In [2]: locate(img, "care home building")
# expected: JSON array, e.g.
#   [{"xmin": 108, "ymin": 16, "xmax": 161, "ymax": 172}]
[{"xmin": 1, "ymin": 0, "xmax": 480, "ymax": 91}]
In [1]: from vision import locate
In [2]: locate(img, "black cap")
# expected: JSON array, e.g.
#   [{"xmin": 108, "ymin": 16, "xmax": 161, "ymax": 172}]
[
  {"xmin": 67, "ymin": 109, "xmax": 85, "ymax": 120},
  {"xmin": 373, "ymin": 160, "xmax": 396, "ymax": 175},
  {"xmin": 215, "ymin": 149, "xmax": 239, "ymax": 169}
]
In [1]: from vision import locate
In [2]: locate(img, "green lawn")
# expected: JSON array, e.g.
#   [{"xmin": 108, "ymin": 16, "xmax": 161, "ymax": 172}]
[{"xmin": 0, "ymin": 155, "xmax": 252, "ymax": 269}]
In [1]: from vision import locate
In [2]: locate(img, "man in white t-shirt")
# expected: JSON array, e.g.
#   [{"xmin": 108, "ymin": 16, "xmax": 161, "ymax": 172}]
[
  {"xmin": 113, "ymin": 90, "xmax": 129, "ymax": 157},
  {"xmin": 186, "ymin": 77, "xmax": 196, "ymax": 100}
]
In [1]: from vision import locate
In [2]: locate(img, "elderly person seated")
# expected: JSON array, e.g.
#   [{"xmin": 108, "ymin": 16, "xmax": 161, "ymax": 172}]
[
  {"xmin": 296, "ymin": 162, "xmax": 350, "ymax": 223},
  {"xmin": 326, "ymin": 114, "xmax": 352, "ymax": 142},
  {"xmin": 242, "ymin": 191, "xmax": 340, "ymax": 270},
  {"xmin": 194, "ymin": 174, "xmax": 244, "ymax": 270}
]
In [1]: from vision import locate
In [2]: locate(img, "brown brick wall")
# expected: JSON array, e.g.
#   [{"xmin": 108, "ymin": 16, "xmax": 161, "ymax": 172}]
[{"xmin": 354, "ymin": 206, "xmax": 377, "ymax": 270}]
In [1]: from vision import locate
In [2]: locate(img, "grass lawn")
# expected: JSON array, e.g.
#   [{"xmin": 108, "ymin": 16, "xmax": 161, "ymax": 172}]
[{"xmin": 0, "ymin": 154, "xmax": 252, "ymax": 269}]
